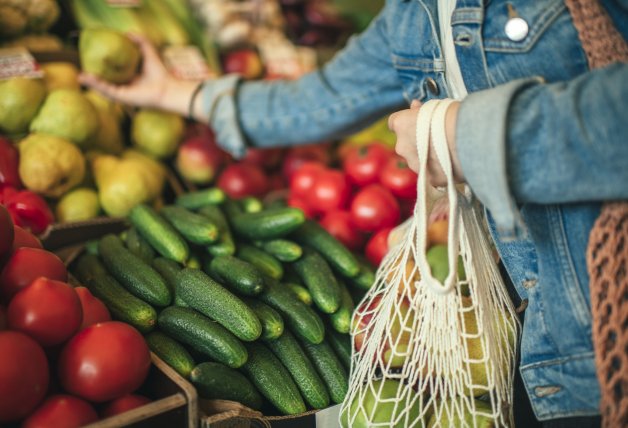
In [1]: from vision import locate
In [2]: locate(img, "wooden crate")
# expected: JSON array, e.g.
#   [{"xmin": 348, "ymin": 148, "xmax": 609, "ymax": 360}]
[{"xmin": 84, "ymin": 353, "xmax": 198, "ymax": 428}]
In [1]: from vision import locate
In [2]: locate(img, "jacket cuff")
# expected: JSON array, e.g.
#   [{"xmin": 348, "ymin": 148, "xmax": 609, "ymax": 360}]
[
  {"xmin": 199, "ymin": 74, "xmax": 248, "ymax": 158},
  {"xmin": 456, "ymin": 77, "xmax": 542, "ymax": 240}
]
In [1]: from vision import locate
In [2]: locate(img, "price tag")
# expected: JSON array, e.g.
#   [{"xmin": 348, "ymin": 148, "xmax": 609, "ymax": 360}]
[
  {"xmin": 106, "ymin": 0, "xmax": 141, "ymax": 7},
  {"xmin": 0, "ymin": 48, "xmax": 44, "ymax": 80},
  {"xmin": 162, "ymin": 45, "xmax": 215, "ymax": 80}
]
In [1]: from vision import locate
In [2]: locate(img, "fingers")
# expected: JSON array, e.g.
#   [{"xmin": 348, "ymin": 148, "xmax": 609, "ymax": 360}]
[
  {"xmin": 78, "ymin": 73, "xmax": 133, "ymax": 104},
  {"xmin": 410, "ymin": 99, "xmax": 421, "ymax": 109}
]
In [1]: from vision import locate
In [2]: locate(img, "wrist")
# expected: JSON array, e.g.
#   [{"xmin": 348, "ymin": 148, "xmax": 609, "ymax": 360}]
[{"xmin": 160, "ymin": 79, "xmax": 204, "ymax": 118}]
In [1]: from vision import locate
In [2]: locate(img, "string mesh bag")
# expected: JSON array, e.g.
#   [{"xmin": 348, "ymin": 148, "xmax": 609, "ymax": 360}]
[{"xmin": 340, "ymin": 99, "xmax": 520, "ymax": 428}]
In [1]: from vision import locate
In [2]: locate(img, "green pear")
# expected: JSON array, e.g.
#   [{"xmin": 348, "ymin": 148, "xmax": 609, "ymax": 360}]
[
  {"xmin": 79, "ymin": 28, "xmax": 140, "ymax": 84},
  {"xmin": 0, "ymin": 77, "xmax": 47, "ymax": 134},
  {"xmin": 85, "ymin": 91, "xmax": 125, "ymax": 155},
  {"xmin": 18, "ymin": 133, "xmax": 85, "ymax": 198},
  {"xmin": 55, "ymin": 187, "xmax": 100, "ymax": 222},
  {"xmin": 131, "ymin": 109, "xmax": 184, "ymax": 159},
  {"xmin": 29, "ymin": 89, "xmax": 99, "ymax": 146},
  {"xmin": 340, "ymin": 380, "xmax": 422, "ymax": 428},
  {"xmin": 427, "ymin": 399, "xmax": 494, "ymax": 428},
  {"xmin": 426, "ymin": 244, "xmax": 465, "ymax": 284}
]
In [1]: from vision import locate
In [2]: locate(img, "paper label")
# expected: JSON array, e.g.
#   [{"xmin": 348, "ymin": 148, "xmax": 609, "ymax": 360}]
[
  {"xmin": 0, "ymin": 48, "xmax": 44, "ymax": 80},
  {"xmin": 106, "ymin": 0, "xmax": 141, "ymax": 7},
  {"xmin": 162, "ymin": 45, "xmax": 214, "ymax": 80}
]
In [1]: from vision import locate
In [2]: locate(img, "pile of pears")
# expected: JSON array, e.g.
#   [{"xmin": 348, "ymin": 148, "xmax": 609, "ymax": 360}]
[{"xmin": 0, "ymin": 29, "xmax": 187, "ymax": 223}]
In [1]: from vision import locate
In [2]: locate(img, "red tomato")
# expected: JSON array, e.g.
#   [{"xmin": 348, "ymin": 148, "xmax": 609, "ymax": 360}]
[
  {"xmin": 22, "ymin": 395, "xmax": 98, "ymax": 428},
  {"xmin": 319, "ymin": 210, "xmax": 366, "ymax": 251},
  {"xmin": 289, "ymin": 161, "xmax": 326, "ymax": 198},
  {"xmin": 217, "ymin": 163, "xmax": 269, "ymax": 199},
  {"xmin": 11, "ymin": 225, "xmax": 43, "ymax": 251},
  {"xmin": 101, "ymin": 394, "xmax": 151, "ymax": 418},
  {"xmin": 242, "ymin": 147, "xmax": 284, "ymax": 171},
  {"xmin": 350, "ymin": 184, "xmax": 401, "ymax": 232},
  {"xmin": 282, "ymin": 143, "xmax": 331, "ymax": 181},
  {"xmin": 310, "ymin": 169, "xmax": 351, "ymax": 214},
  {"xmin": 0, "ymin": 331, "xmax": 49, "ymax": 423},
  {"xmin": 0, "ymin": 204, "xmax": 13, "ymax": 259},
  {"xmin": 286, "ymin": 195, "xmax": 316, "ymax": 219},
  {"xmin": 365, "ymin": 227, "xmax": 392, "ymax": 266},
  {"xmin": 0, "ymin": 247, "xmax": 67, "ymax": 302},
  {"xmin": 342, "ymin": 142, "xmax": 393, "ymax": 186},
  {"xmin": 58, "ymin": 321, "xmax": 151, "ymax": 402},
  {"xmin": 75, "ymin": 287, "xmax": 111, "ymax": 330},
  {"xmin": 379, "ymin": 155, "xmax": 418, "ymax": 199},
  {"xmin": 8, "ymin": 277, "xmax": 82, "ymax": 347}
]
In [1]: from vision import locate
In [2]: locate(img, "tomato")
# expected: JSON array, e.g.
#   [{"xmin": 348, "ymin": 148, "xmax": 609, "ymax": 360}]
[
  {"xmin": 101, "ymin": 394, "xmax": 151, "ymax": 418},
  {"xmin": 11, "ymin": 225, "xmax": 42, "ymax": 251},
  {"xmin": 58, "ymin": 321, "xmax": 151, "ymax": 402},
  {"xmin": 379, "ymin": 155, "xmax": 418, "ymax": 199},
  {"xmin": 350, "ymin": 184, "xmax": 401, "ymax": 232},
  {"xmin": 365, "ymin": 227, "xmax": 393, "ymax": 266},
  {"xmin": 342, "ymin": 142, "xmax": 393, "ymax": 186},
  {"xmin": 0, "ymin": 331, "xmax": 49, "ymax": 423},
  {"xmin": 286, "ymin": 195, "xmax": 316, "ymax": 219},
  {"xmin": 22, "ymin": 395, "xmax": 98, "ymax": 428},
  {"xmin": 217, "ymin": 163, "xmax": 269, "ymax": 199},
  {"xmin": 289, "ymin": 161, "xmax": 326, "ymax": 198},
  {"xmin": 8, "ymin": 277, "xmax": 82, "ymax": 346},
  {"xmin": 310, "ymin": 169, "xmax": 351, "ymax": 213},
  {"xmin": 0, "ymin": 204, "xmax": 13, "ymax": 259},
  {"xmin": 319, "ymin": 210, "xmax": 366, "ymax": 251},
  {"xmin": 75, "ymin": 287, "xmax": 111, "ymax": 330},
  {"xmin": 0, "ymin": 247, "xmax": 67, "ymax": 302},
  {"xmin": 282, "ymin": 143, "xmax": 331, "ymax": 181},
  {"xmin": 242, "ymin": 147, "xmax": 284, "ymax": 171}
]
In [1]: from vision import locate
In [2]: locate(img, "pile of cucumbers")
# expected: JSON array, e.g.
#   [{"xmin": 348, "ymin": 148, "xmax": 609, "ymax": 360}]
[{"xmin": 71, "ymin": 188, "xmax": 375, "ymax": 416}]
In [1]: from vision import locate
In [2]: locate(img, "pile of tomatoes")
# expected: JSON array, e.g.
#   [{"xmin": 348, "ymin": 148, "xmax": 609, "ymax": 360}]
[
  {"xmin": 286, "ymin": 141, "xmax": 418, "ymax": 266},
  {"xmin": 0, "ymin": 204, "xmax": 152, "ymax": 427}
]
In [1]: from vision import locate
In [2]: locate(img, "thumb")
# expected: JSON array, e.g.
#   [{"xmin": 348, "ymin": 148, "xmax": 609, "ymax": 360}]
[{"xmin": 410, "ymin": 99, "xmax": 421, "ymax": 109}]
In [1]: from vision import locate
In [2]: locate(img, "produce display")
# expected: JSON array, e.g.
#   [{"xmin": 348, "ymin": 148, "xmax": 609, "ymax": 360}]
[
  {"xmin": 0, "ymin": 204, "xmax": 155, "ymax": 425},
  {"xmin": 69, "ymin": 191, "xmax": 369, "ymax": 416}
]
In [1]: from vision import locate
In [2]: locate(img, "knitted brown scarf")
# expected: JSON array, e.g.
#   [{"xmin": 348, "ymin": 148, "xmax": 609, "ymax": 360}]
[{"xmin": 564, "ymin": 1, "xmax": 628, "ymax": 427}]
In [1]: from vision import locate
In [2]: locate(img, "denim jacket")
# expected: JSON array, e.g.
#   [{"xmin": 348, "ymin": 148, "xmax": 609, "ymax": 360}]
[{"xmin": 199, "ymin": 0, "xmax": 628, "ymax": 420}]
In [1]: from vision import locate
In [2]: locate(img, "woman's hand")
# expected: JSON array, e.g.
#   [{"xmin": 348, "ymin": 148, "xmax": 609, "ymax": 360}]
[
  {"xmin": 388, "ymin": 99, "xmax": 465, "ymax": 187},
  {"xmin": 78, "ymin": 34, "xmax": 204, "ymax": 118}
]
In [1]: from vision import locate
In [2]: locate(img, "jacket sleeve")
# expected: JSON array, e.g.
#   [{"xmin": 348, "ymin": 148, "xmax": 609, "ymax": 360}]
[
  {"xmin": 198, "ymin": 9, "xmax": 407, "ymax": 158},
  {"xmin": 456, "ymin": 63, "xmax": 628, "ymax": 238}
]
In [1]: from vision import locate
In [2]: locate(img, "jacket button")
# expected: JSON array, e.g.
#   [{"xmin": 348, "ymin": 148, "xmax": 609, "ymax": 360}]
[
  {"xmin": 425, "ymin": 78, "xmax": 440, "ymax": 96},
  {"xmin": 505, "ymin": 16, "xmax": 529, "ymax": 42}
]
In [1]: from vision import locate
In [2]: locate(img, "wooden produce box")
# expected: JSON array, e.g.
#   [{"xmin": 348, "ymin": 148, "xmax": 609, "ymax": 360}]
[{"xmin": 84, "ymin": 353, "xmax": 198, "ymax": 428}]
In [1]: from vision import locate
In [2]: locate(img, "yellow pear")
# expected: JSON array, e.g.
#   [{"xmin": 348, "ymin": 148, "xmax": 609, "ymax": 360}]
[
  {"xmin": 427, "ymin": 398, "xmax": 494, "ymax": 428},
  {"xmin": 79, "ymin": 29, "xmax": 140, "ymax": 84},
  {"xmin": 41, "ymin": 62, "xmax": 80, "ymax": 91},
  {"xmin": 131, "ymin": 109, "xmax": 185, "ymax": 159},
  {"xmin": 0, "ymin": 77, "xmax": 46, "ymax": 135},
  {"xmin": 55, "ymin": 187, "xmax": 100, "ymax": 222}
]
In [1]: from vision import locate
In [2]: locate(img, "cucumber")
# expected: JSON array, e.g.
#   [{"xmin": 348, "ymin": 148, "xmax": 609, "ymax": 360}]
[
  {"xmin": 292, "ymin": 248, "xmax": 341, "ymax": 314},
  {"xmin": 73, "ymin": 254, "xmax": 157, "ymax": 333},
  {"xmin": 241, "ymin": 342, "xmax": 306, "ymax": 415},
  {"xmin": 158, "ymin": 306, "xmax": 247, "ymax": 368},
  {"xmin": 151, "ymin": 257, "xmax": 182, "ymax": 296},
  {"xmin": 285, "ymin": 283, "xmax": 312, "ymax": 306},
  {"xmin": 242, "ymin": 298, "xmax": 284, "ymax": 340},
  {"xmin": 237, "ymin": 244, "xmax": 283, "ymax": 280},
  {"xmin": 257, "ymin": 239, "xmax": 302, "ymax": 262},
  {"xmin": 145, "ymin": 331, "xmax": 195, "ymax": 379},
  {"xmin": 175, "ymin": 268, "xmax": 262, "ymax": 341},
  {"xmin": 299, "ymin": 339, "xmax": 349, "ymax": 404},
  {"xmin": 259, "ymin": 276, "xmax": 325, "ymax": 345},
  {"xmin": 124, "ymin": 227, "xmax": 155, "ymax": 264},
  {"xmin": 291, "ymin": 220, "xmax": 360, "ymax": 278},
  {"xmin": 190, "ymin": 362, "xmax": 262, "ymax": 410},
  {"xmin": 175, "ymin": 187, "xmax": 225, "ymax": 209},
  {"xmin": 348, "ymin": 257, "xmax": 376, "ymax": 290},
  {"xmin": 160, "ymin": 205, "xmax": 219, "ymax": 245},
  {"xmin": 240, "ymin": 196, "xmax": 263, "ymax": 213},
  {"xmin": 197, "ymin": 205, "xmax": 236, "ymax": 256},
  {"xmin": 221, "ymin": 198, "xmax": 244, "ymax": 218},
  {"xmin": 326, "ymin": 328, "xmax": 352, "ymax": 370},
  {"xmin": 207, "ymin": 255, "xmax": 264, "ymax": 296},
  {"xmin": 265, "ymin": 330, "xmax": 330, "ymax": 409},
  {"xmin": 129, "ymin": 203, "xmax": 189, "ymax": 263},
  {"xmin": 328, "ymin": 283, "xmax": 354, "ymax": 334},
  {"xmin": 98, "ymin": 234, "xmax": 172, "ymax": 307},
  {"xmin": 231, "ymin": 207, "xmax": 305, "ymax": 240}
]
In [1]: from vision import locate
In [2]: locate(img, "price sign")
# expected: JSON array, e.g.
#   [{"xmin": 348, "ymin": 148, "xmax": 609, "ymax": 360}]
[
  {"xmin": 0, "ymin": 48, "xmax": 43, "ymax": 80},
  {"xmin": 163, "ymin": 45, "xmax": 215, "ymax": 80}
]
